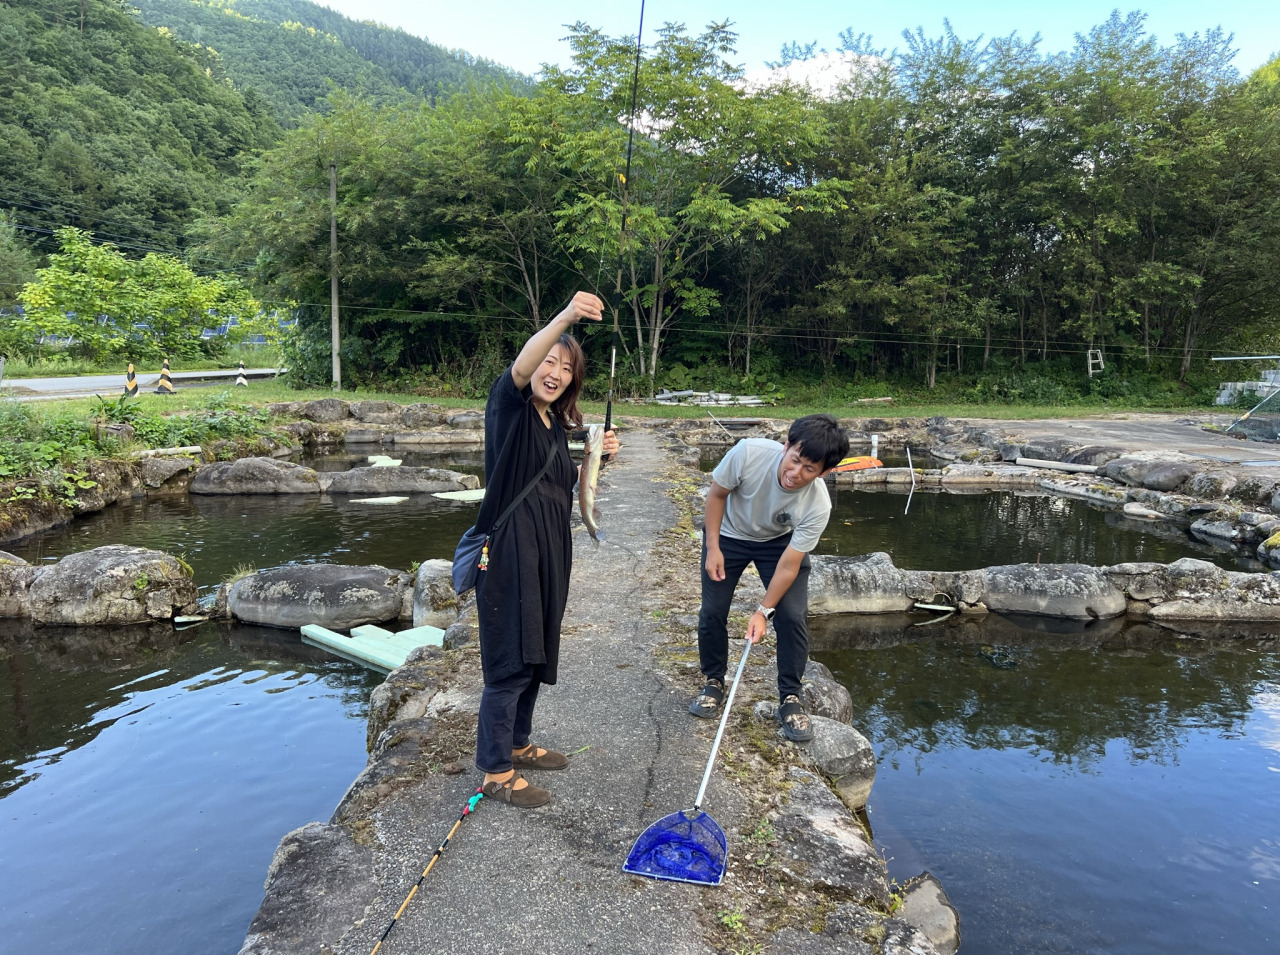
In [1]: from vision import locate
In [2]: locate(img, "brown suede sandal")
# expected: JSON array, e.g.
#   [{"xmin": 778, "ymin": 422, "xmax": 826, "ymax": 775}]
[
  {"xmin": 481, "ymin": 771, "xmax": 551, "ymax": 808},
  {"xmin": 511, "ymin": 744, "xmax": 569, "ymax": 771}
]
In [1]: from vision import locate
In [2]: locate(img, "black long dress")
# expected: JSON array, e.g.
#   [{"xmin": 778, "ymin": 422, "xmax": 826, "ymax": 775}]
[{"xmin": 473, "ymin": 368, "xmax": 576, "ymax": 685}]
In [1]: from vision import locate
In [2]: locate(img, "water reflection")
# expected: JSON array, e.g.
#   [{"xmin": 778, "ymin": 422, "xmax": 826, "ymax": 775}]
[
  {"xmin": 0, "ymin": 619, "xmax": 378, "ymax": 954},
  {"xmin": 10, "ymin": 493, "xmax": 479, "ymax": 594},
  {"xmin": 812, "ymin": 614, "xmax": 1280, "ymax": 955},
  {"xmin": 302, "ymin": 444, "xmax": 485, "ymax": 477},
  {"xmin": 821, "ymin": 485, "xmax": 1258, "ymax": 571}
]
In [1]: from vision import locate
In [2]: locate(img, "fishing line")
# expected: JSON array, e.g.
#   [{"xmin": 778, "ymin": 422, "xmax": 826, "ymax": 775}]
[
  {"xmin": 367, "ymin": 788, "xmax": 485, "ymax": 955},
  {"xmin": 601, "ymin": 0, "xmax": 645, "ymax": 456}
]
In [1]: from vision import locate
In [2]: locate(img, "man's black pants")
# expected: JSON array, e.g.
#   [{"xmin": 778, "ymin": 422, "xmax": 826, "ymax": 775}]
[{"xmin": 697, "ymin": 532, "xmax": 810, "ymax": 701}]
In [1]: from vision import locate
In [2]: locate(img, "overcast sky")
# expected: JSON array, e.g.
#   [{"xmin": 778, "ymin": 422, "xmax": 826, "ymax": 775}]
[{"xmin": 315, "ymin": 1, "xmax": 1279, "ymax": 77}]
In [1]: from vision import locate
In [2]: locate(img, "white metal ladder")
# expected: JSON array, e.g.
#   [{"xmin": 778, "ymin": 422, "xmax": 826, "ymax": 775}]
[{"xmin": 1087, "ymin": 348, "xmax": 1104, "ymax": 377}]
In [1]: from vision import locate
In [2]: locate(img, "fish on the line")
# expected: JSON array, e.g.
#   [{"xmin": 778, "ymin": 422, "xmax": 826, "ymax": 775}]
[{"xmin": 578, "ymin": 423, "xmax": 605, "ymax": 542}]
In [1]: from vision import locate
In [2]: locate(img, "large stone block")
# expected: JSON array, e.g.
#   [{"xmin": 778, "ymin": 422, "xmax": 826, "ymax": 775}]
[
  {"xmin": 191, "ymin": 457, "xmax": 321, "ymax": 494},
  {"xmin": 810, "ymin": 553, "xmax": 911, "ymax": 614},
  {"xmin": 399, "ymin": 403, "xmax": 448, "ymax": 429},
  {"xmin": 238, "ymin": 823, "xmax": 377, "ymax": 955},
  {"xmin": 980, "ymin": 563, "xmax": 1126, "ymax": 619},
  {"xmin": 0, "ymin": 554, "xmax": 36, "ymax": 619},
  {"xmin": 319, "ymin": 466, "xmax": 478, "ymax": 495},
  {"xmin": 412, "ymin": 559, "xmax": 460, "ymax": 629},
  {"xmin": 772, "ymin": 767, "xmax": 892, "ymax": 906},
  {"xmin": 1185, "ymin": 471, "xmax": 1238, "ymax": 500},
  {"xmin": 1141, "ymin": 462, "xmax": 1197, "ymax": 492},
  {"xmin": 801, "ymin": 660, "xmax": 853, "ymax": 723},
  {"xmin": 348, "ymin": 399, "xmax": 401, "ymax": 424},
  {"xmin": 228, "ymin": 563, "xmax": 408, "ymax": 629},
  {"xmin": 294, "ymin": 398, "xmax": 350, "ymax": 423},
  {"xmin": 29, "ymin": 544, "xmax": 198, "ymax": 625},
  {"xmin": 804, "ymin": 715, "xmax": 877, "ymax": 811}
]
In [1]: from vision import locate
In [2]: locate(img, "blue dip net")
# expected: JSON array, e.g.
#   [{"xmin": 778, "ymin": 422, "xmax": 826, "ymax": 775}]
[{"xmin": 622, "ymin": 810, "xmax": 728, "ymax": 886}]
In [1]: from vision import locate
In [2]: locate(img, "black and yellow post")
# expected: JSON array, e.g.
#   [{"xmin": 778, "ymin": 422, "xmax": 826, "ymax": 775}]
[
  {"xmin": 155, "ymin": 357, "xmax": 175, "ymax": 395},
  {"xmin": 235, "ymin": 360, "xmax": 248, "ymax": 387},
  {"xmin": 123, "ymin": 362, "xmax": 138, "ymax": 397}
]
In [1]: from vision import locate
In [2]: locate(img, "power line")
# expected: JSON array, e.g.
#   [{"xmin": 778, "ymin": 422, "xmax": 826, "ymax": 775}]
[{"xmin": 248, "ymin": 296, "xmax": 1228, "ymax": 360}]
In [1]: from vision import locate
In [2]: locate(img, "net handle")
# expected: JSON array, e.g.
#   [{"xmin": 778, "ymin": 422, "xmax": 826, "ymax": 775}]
[{"xmin": 693, "ymin": 638, "xmax": 752, "ymax": 811}]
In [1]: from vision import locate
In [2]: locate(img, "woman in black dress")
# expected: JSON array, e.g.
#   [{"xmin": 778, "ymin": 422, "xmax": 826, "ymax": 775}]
[{"xmin": 475, "ymin": 291, "xmax": 620, "ymax": 807}]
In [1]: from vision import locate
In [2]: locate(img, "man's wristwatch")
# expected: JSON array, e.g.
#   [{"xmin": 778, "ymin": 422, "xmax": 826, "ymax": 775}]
[{"xmin": 756, "ymin": 605, "xmax": 775, "ymax": 622}]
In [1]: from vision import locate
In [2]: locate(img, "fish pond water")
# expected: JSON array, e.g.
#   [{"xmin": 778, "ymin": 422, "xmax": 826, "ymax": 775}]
[
  {"xmin": 810, "ymin": 614, "xmax": 1279, "ymax": 955},
  {"xmin": 822, "ymin": 484, "xmax": 1260, "ymax": 571},
  {"xmin": 0, "ymin": 446, "xmax": 1274, "ymax": 952}
]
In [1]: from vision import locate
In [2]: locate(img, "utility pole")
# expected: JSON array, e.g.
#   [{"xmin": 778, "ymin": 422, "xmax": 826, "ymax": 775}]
[{"xmin": 330, "ymin": 161, "xmax": 341, "ymax": 391}]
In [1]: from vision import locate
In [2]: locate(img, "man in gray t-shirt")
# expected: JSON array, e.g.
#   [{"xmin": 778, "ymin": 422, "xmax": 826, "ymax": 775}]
[{"xmin": 689, "ymin": 415, "xmax": 849, "ymax": 742}]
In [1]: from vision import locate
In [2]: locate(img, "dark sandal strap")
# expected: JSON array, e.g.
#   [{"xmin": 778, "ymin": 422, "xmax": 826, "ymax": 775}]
[
  {"xmin": 777, "ymin": 700, "xmax": 807, "ymax": 722},
  {"xmin": 698, "ymin": 681, "xmax": 726, "ymax": 704}
]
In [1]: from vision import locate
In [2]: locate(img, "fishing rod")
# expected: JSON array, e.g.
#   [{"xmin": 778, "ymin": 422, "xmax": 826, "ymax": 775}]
[
  {"xmin": 601, "ymin": 0, "xmax": 645, "ymax": 461},
  {"xmin": 367, "ymin": 788, "xmax": 485, "ymax": 955}
]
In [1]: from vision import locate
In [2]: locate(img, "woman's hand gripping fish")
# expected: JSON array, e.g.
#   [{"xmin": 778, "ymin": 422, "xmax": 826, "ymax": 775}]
[{"xmin": 578, "ymin": 423, "xmax": 605, "ymax": 542}]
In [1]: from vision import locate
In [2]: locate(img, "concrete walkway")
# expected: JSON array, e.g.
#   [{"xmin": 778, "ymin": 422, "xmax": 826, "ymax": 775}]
[{"xmin": 286, "ymin": 430, "xmax": 757, "ymax": 955}]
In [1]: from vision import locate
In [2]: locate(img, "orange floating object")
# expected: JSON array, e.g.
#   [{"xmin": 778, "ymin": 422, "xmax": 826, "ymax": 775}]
[{"xmin": 834, "ymin": 455, "xmax": 883, "ymax": 472}]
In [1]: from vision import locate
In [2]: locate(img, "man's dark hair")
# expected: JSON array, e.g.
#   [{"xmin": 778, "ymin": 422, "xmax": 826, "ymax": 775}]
[{"xmin": 787, "ymin": 414, "xmax": 849, "ymax": 470}]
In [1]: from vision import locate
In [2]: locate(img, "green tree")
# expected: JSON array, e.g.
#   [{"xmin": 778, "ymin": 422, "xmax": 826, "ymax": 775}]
[
  {"xmin": 131, "ymin": 252, "xmax": 260, "ymax": 359},
  {"xmin": 132, "ymin": 0, "xmax": 528, "ymax": 126},
  {"xmin": 544, "ymin": 21, "xmax": 830, "ymax": 393},
  {"xmin": 0, "ymin": 212, "xmax": 39, "ymax": 309},
  {"xmin": 406, "ymin": 87, "xmax": 578, "ymax": 328},
  {"xmin": 18, "ymin": 227, "xmax": 258, "ymax": 363}
]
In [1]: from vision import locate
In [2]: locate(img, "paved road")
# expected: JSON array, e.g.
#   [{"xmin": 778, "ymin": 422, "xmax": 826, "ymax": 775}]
[
  {"xmin": 1, "ymin": 368, "xmax": 279, "ymax": 400},
  {"xmin": 961, "ymin": 412, "xmax": 1280, "ymax": 466}
]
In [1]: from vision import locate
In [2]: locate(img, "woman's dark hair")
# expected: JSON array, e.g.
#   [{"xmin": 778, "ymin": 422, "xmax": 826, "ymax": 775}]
[
  {"xmin": 787, "ymin": 414, "xmax": 849, "ymax": 470},
  {"xmin": 549, "ymin": 333, "xmax": 585, "ymax": 430}
]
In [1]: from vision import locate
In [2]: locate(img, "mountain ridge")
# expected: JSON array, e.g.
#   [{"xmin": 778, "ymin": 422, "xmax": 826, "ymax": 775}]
[{"xmin": 132, "ymin": 0, "xmax": 530, "ymax": 125}]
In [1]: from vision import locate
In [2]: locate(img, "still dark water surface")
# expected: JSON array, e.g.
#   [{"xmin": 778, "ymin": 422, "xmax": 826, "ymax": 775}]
[
  {"xmin": 810, "ymin": 614, "xmax": 1280, "ymax": 955},
  {"xmin": 0, "ymin": 626, "xmax": 378, "ymax": 953},
  {"xmin": 1, "ymin": 448, "xmax": 1276, "ymax": 953},
  {"xmin": 823, "ymin": 485, "xmax": 1259, "ymax": 571}
]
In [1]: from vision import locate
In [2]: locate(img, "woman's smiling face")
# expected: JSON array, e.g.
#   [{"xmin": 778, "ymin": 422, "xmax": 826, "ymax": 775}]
[{"xmin": 532, "ymin": 342, "xmax": 575, "ymax": 409}]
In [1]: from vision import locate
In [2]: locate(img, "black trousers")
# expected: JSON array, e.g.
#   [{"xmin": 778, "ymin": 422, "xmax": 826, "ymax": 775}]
[
  {"xmin": 697, "ymin": 532, "xmax": 811, "ymax": 701},
  {"xmin": 475, "ymin": 663, "xmax": 541, "ymax": 773}
]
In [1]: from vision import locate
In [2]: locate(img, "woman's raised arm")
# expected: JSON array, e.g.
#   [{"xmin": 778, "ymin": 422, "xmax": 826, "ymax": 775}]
[{"xmin": 511, "ymin": 292, "xmax": 603, "ymax": 389}]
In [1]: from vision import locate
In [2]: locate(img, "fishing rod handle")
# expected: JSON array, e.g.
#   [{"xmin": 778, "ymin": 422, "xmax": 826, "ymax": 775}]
[{"xmin": 693, "ymin": 638, "xmax": 752, "ymax": 811}]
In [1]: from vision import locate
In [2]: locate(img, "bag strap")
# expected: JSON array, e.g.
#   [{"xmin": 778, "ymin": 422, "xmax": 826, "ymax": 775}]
[{"xmin": 487, "ymin": 445, "xmax": 559, "ymax": 536}]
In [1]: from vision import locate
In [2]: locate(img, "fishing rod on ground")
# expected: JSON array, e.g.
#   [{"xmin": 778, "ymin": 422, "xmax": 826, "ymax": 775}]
[{"xmin": 367, "ymin": 788, "xmax": 485, "ymax": 955}]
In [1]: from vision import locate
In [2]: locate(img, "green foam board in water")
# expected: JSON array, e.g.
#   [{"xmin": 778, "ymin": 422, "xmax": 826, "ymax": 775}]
[
  {"xmin": 300, "ymin": 624, "xmax": 403, "ymax": 673},
  {"xmin": 351, "ymin": 623, "xmax": 444, "ymax": 652},
  {"xmin": 432, "ymin": 488, "xmax": 485, "ymax": 502}
]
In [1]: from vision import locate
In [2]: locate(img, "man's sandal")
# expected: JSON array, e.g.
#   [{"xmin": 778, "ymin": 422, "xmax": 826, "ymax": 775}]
[
  {"xmin": 511, "ymin": 744, "xmax": 569, "ymax": 771},
  {"xmin": 688, "ymin": 679, "xmax": 726, "ymax": 719},
  {"xmin": 777, "ymin": 694, "xmax": 814, "ymax": 742},
  {"xmin": 481, "ymin": 771, "xmax": 551, "ymax": 808}
]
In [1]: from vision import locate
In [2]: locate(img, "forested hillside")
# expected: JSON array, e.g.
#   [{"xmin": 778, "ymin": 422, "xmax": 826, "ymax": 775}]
[
  {"xmin": 133, "ymin": 0, "xmax": 528, "ymax": 124},
  {"xmin": 0, "ymin": 0, "xmax": 279, "ymax": 261}
]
